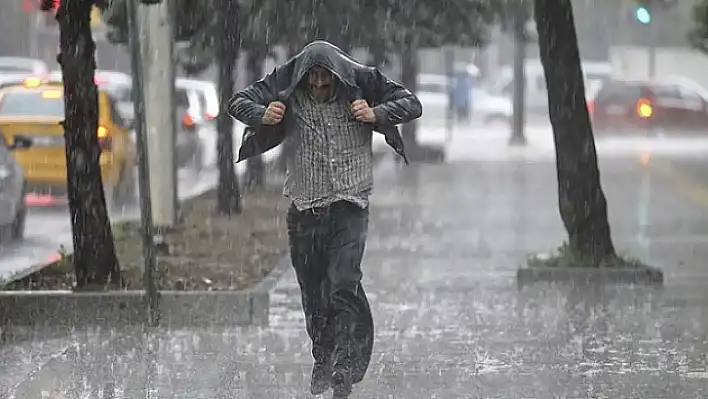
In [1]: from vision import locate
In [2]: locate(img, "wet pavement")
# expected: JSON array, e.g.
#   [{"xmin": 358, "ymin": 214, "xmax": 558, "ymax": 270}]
[{"xmin": 2, "ymin": 150, "xmax": 708, "ymax": 398}]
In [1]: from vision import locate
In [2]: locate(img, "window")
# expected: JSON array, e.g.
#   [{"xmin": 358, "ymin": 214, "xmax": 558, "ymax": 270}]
[
  {"xmin": 0, "ymin": 66, "xmax": 33, "ymax": 74},
  {"xmin": 678, "ymin": 86, "xmax": 705, "ymax": 110},
  {"xmin": 596, "ymin": 83, "xmax": 641, "ymax": 105},
  {"xmin": 650, "ymin": 85, "xmax": 681, "ymax": 100},
  {"xmin": 678, "ymin": 87, "xmax": 703, "ymax": 102},
  {"xmin": 104, "ymin": 84, "xmax": 132, "ymax": 102},
  {"xmin": 174, "ymin": 88, "xmax": 191, "ymax": 108},
  {"xmin": 106, "ymin": 96, "xmax": 130, "ymax": 129},
  {"xmin": 0, "ymin": 91, "xmax": 63, "ymax": 117},
  {"xmin": 197, "ymin": 92, "xmax": 208, "ymax": 112}
]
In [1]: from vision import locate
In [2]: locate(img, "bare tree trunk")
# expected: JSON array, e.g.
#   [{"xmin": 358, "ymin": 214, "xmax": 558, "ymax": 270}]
[
  {"xmin": 56, "ymin": 0, "xmax": 121, "ymax": 288},
  {"xmin": 215, "ymin": 0, "xmax": 241, "ymax": 215},
  {"xmin": 534, "ymin": 0, "xmax": 616, "ymax": 265},
  {"xmin": 400, "ymin": 42, "xmax": 419, "ymax": 150},
  {"xmin": 245, "ymin": 50, "xmax": 265, "ymax": 189},
  {"xmin": 510, "ymin": 1, "xmax": 528, "ymax": 146}
]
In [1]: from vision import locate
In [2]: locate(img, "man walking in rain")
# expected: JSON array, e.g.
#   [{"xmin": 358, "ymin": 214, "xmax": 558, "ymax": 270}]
[{"xmin": 229, "ymin": 40, "xmax": 421, "ymax": 398}]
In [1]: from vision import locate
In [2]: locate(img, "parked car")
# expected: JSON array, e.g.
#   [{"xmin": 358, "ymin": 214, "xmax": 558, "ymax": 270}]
[
  {"xmin": 486, "ymin": 60, "xmax": 612, "ymax": 117},
  {"xmin": 175, "ymin": 78, "xmax": 219, "ymax": 123},
  {"xmin": 0, "ymin": 57, "xmax": 49, "ymax": 76},
  {"xmin": 0, "ymin": 77, "xmax": 136, "ymax": 208},
  {"xmin": 589, "ymin": 77, "xmax": 708, "ymax": 136},
  {"xmin": 472, "ymin": 88, "xmax": 513, "ymax": 126},
  {"xmin": 417, "ymin": 74, "xmax": 452, "ymax": 121},
  {"xmin": 0, "ymin": 134, "xmax": 31, "ymax": 241},
  {"xmin": 54, "ymin": 70, "xmax": 206, "ymax": 170},
  {"xmin": 0, "ymin": 73, "xmax": 34, "ymax": 88}
]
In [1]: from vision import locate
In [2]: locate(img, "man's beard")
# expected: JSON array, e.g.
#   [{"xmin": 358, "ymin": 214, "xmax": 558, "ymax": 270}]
[{"xmin": 310, "ymin": 84, "xmax": 330, "ymax": 101}]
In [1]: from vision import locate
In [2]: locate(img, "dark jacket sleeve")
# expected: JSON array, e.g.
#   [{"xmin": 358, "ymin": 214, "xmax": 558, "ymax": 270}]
[
  {"xmin": 367, "ymin": 69, "xmax": 423, "ymax": 126},
  {"xmin": 228, "ymin": 67, "xmax": 281, "ymax": 128}
]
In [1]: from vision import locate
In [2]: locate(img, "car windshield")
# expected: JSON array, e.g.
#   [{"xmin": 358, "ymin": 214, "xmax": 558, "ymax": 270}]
[
  {"xmin": 0, "ymin": 90, "xmax": 64, "ymax": 117},
  {"xmin": 0, "ymin": 65, "xmax": 34, "ymax": 74}
]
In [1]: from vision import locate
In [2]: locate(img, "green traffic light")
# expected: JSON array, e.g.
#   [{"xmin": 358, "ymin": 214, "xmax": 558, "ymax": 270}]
[{"xmin": 636, "ymin": 6, "xmax": 651, "ymax": 24}]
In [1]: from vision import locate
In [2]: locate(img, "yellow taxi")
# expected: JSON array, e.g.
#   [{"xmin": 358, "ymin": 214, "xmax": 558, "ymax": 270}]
[{"xmin": 0, "ymin": 77, "xmax": 136, "ymax": 206}]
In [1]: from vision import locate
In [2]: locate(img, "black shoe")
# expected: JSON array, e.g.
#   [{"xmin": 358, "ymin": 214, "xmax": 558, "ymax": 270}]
[
  {"xmin": 331, "ymin": 370, "xmax": 352, "ymax": 398},
  {"xmin": 310, "ymin": 362, "xmax": 332, "ymax": 395}
]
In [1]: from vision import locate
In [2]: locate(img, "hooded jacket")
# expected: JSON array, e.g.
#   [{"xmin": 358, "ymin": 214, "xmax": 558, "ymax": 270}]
[{"xmin": 228, "ymin": 40, "xmax": 422, "ymax": 164}]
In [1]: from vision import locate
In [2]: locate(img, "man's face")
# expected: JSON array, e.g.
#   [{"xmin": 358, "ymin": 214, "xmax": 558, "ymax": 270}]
[{"xmin": 308, "ymin": 65, "xmax": 333, "ymax": 99}]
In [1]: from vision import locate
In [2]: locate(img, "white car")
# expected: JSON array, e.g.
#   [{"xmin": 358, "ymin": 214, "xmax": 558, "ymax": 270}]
[
  {"xmin": 472, "ymin": 88, "xmax": 513, "ymax": 126},
  {"xmin": 416, "ymin": 74, "xmax": 452, "ymax": 122},
  {"xmin": 174, "ymin": 78, "xmax": 219, "ymax": 123}
]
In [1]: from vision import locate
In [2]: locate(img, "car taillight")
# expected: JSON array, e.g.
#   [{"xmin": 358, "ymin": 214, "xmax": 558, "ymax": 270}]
[
  {"xmin": 587, "ymin": 100, "xmax": 594, "ymax": 116},
  {"xmin": 97, "ymin": 126, "xmax": 111, "ymax": 150},
  {"xmin": 182, "ymin": 114, "xmax": 198, "ymax": 133},
  {"xmin": 636, "ymin": 98, "xmax": 653, "ymax": 118},
  {"xmin": 204, "ymin": 112, "xmax": 216, "ymax": 120}
]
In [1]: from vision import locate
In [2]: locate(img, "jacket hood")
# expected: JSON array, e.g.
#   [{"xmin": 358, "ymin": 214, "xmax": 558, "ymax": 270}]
[{"xmin": 283, "ymin": 40, "xmax": 365, "ymax": 99}]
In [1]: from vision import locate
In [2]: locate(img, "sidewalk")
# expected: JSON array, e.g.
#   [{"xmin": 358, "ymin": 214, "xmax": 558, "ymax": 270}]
[{"xmin": 3, "ymin": 154, "xmax": 708, "ymax": 398}]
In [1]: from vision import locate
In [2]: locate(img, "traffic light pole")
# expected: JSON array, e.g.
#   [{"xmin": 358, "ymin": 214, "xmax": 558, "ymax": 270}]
[
  {"xmin": 647, "ymin": 5, "xmax": 657, "ymax": 78},
  {"xmin": 648, "ymin": 31, "xmax": 656, "ymax": 78},
  {"xmin": 126, "ymin": 0, "xmax": 159, "ymax": 327}
]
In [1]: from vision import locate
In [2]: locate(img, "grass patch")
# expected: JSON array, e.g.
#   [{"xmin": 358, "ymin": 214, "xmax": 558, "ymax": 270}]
[
  {"xmin": 527, "ymin": 242, "xmax": 651, "ymax": 269},
  {"xmin": 4, "ymin": 184, "xmax": 289, "ymax": 291}
]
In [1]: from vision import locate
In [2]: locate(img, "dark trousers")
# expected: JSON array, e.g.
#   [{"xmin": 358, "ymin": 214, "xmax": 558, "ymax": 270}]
[{"xmin": 286, "ymin": 200, "xmax": 374, "ymax": 383}]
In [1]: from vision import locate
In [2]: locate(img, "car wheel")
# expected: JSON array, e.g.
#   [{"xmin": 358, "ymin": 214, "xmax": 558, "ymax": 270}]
[{"xmin": 10, "ymin": 199, "xmax": 26, "ymax": 242}]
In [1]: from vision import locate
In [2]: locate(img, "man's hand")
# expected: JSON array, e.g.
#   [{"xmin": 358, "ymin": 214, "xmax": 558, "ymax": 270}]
[
  {"xmin": 351, "ymin": 99, "xmax": 376, "ymax": 123},
  {"xmin": 261, "ymin": 101, "xmax": 286, "ymax": 125}
]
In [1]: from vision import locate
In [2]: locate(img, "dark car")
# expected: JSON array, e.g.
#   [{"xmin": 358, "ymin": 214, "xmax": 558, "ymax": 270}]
[
  {"xmin": 589, "ymin": 78, "xmax": 708, "ymax": 136},
  {"xmin": 0, "ymin": 134, "xmax": 32, "ymax": 242}
]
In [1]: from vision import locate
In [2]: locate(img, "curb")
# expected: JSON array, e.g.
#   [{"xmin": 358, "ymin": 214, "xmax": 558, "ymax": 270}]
[
  {"xmin": 0, "ymin": 258, "xmax": 292, "ymax": 341},
  {"xmin": 516, "ymin": 265, "xmax": 665, "ymax": 288},
  {"xmin": 243, "ymin": 256, "xmax": 292, "ymax": 326}
]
